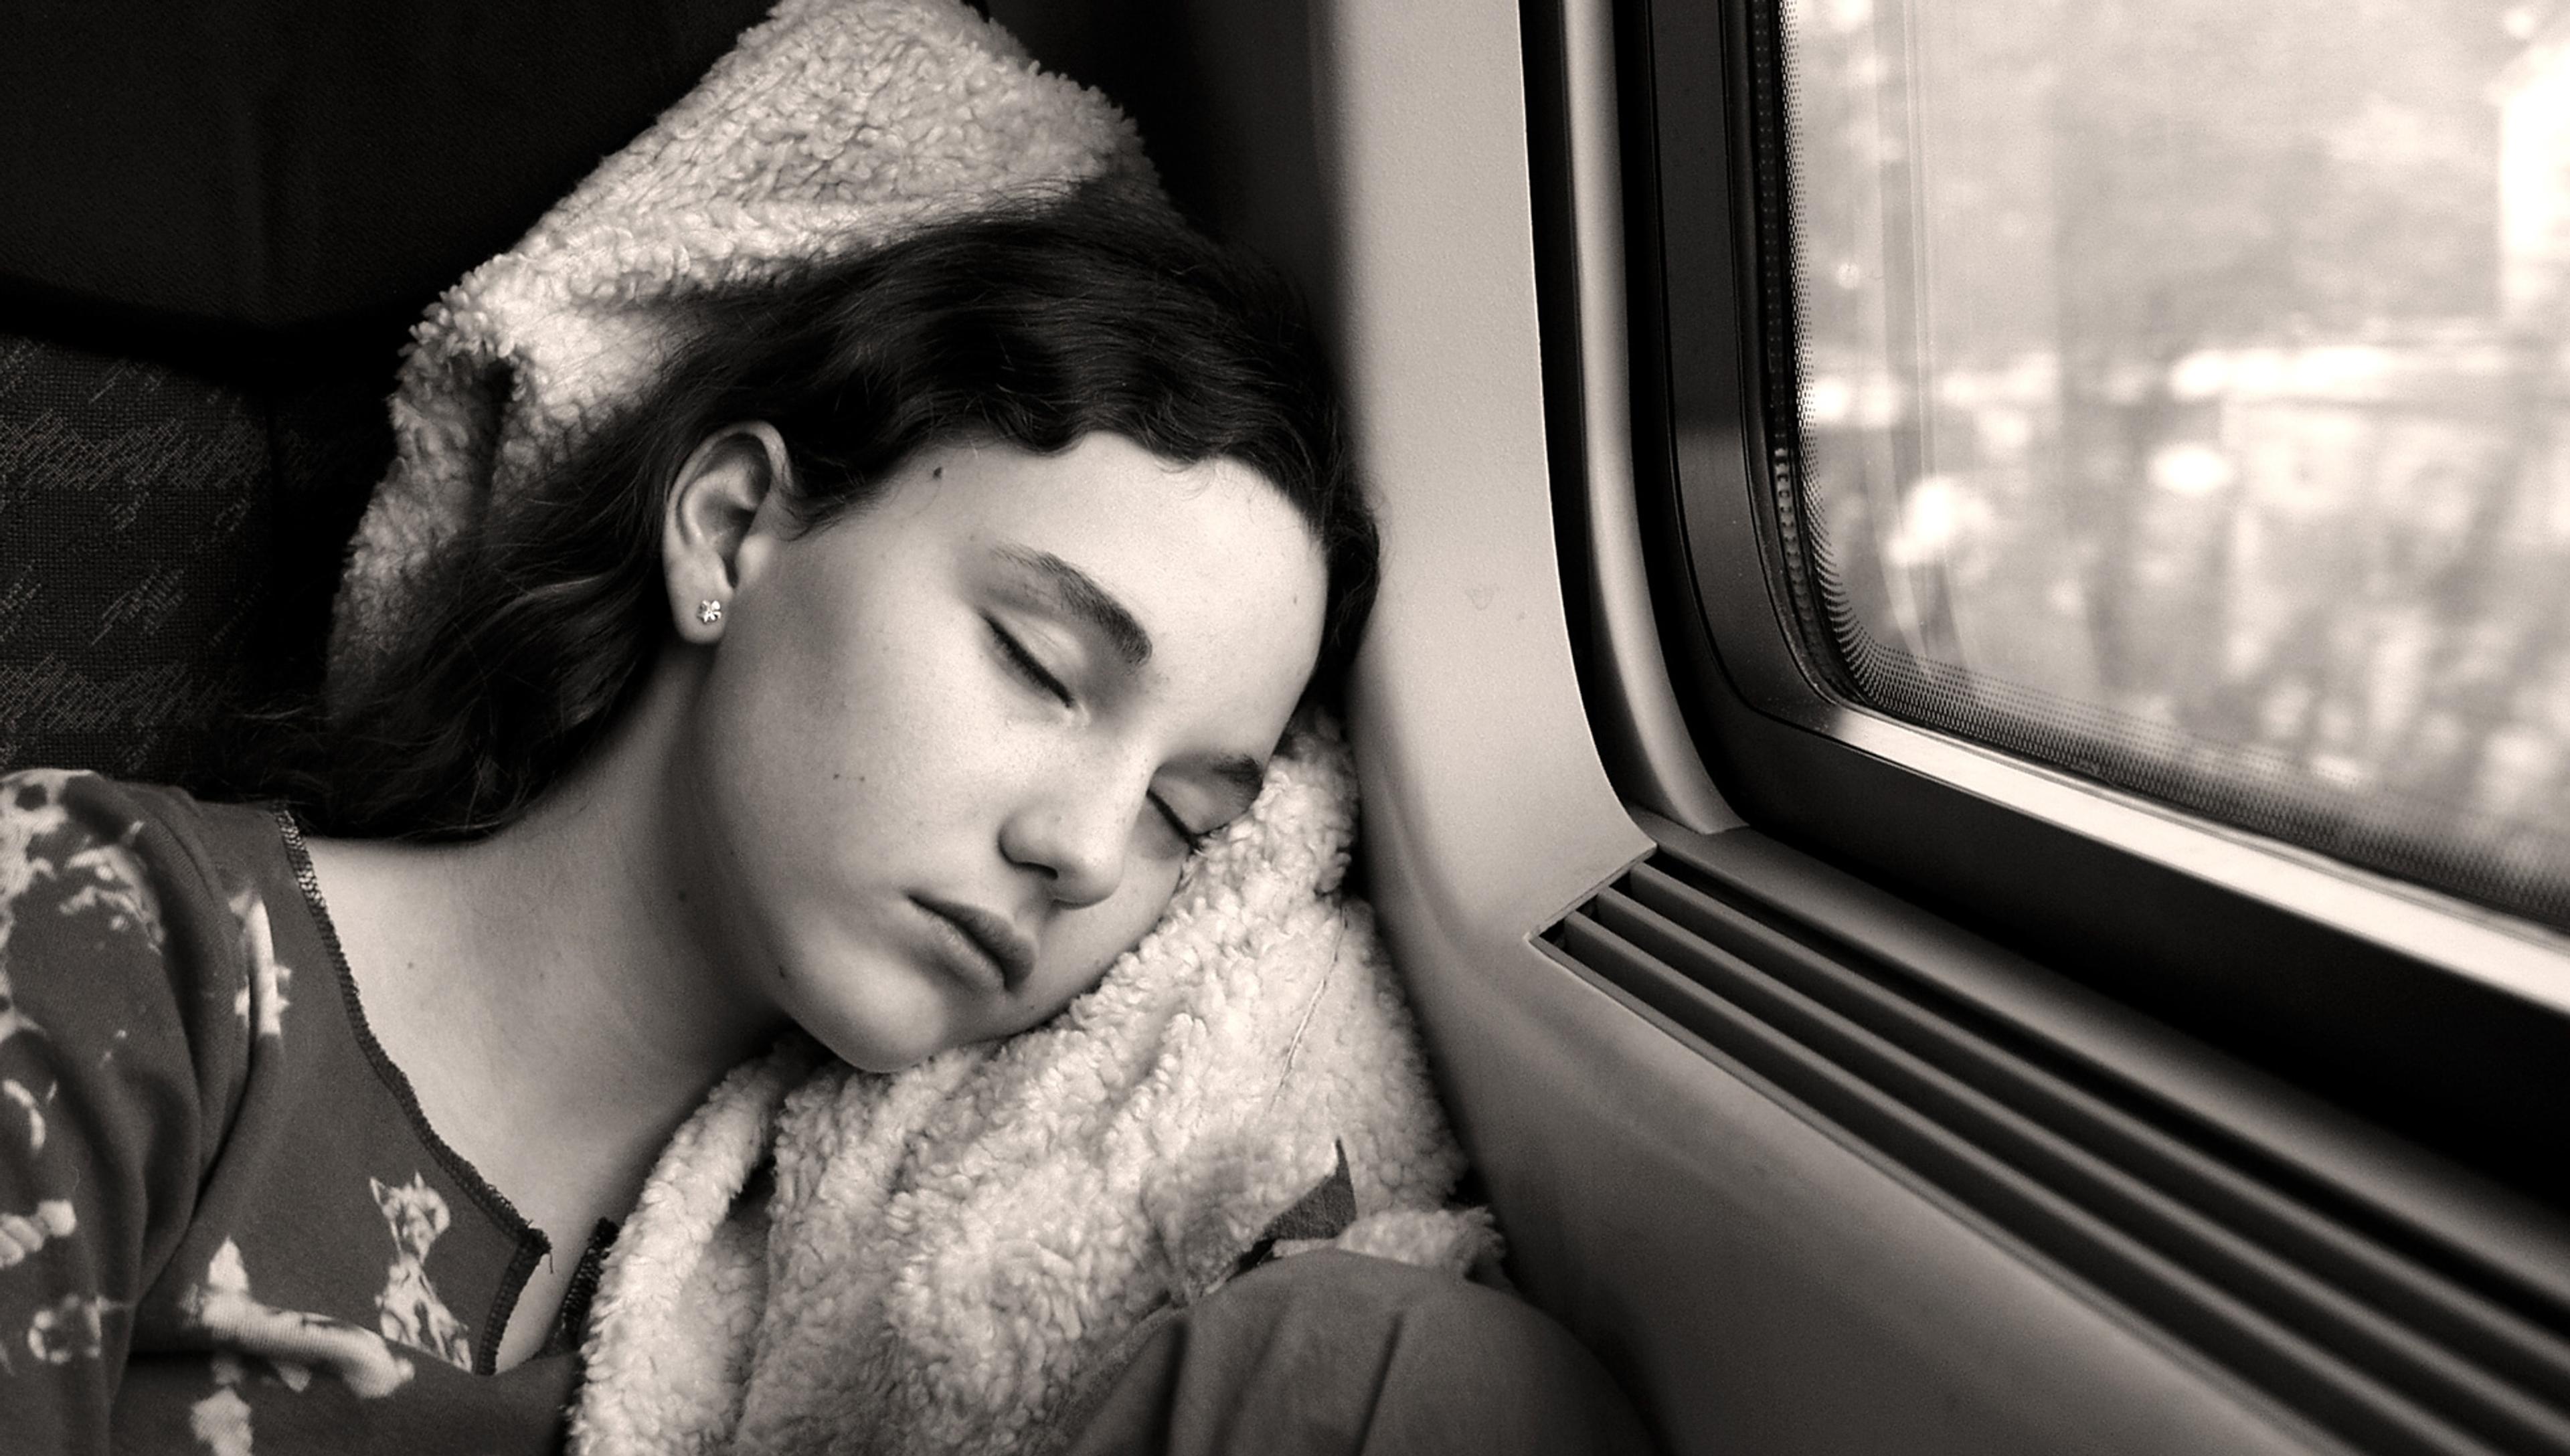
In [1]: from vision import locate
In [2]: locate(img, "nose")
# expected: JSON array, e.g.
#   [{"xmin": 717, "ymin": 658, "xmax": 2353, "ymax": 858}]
[{"xmin": 999, "ymin": 776, "xmax": 1133, "ymax": 909}]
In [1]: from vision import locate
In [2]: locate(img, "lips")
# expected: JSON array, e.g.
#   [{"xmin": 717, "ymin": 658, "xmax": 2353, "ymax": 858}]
[{"xmin": 912, "ymin": 896, "xmax": 1036, "ymax": 993}]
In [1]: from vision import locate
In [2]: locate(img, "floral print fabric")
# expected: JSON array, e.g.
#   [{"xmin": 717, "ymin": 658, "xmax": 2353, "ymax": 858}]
[{"xmin": 0, "ymin": 769, "xmax": 590, "ymax": 1453}]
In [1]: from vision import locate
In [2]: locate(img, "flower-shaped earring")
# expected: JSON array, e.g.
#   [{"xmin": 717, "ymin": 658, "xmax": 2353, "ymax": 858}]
[{"xmin": 697, "ymin": 600, "xmax": 724, "ymax": 626}]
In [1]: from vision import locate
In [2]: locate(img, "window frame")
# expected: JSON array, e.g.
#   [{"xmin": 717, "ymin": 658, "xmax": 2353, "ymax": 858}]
[{"xmin": 1610, "ymin": 0, "xmax": 2570, "ymax": 1210}]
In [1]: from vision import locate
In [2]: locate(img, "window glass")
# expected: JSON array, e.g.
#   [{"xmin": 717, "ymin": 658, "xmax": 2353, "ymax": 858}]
[{"xmin": 1780, "ymin": 0, "xmax": 2570, "ymax": 928}]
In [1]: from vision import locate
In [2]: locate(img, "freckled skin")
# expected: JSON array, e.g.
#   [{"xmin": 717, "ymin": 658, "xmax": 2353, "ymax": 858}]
[{"xmin": 671, "ymin": 434, "xmax": 1326, "ymax": 1073}]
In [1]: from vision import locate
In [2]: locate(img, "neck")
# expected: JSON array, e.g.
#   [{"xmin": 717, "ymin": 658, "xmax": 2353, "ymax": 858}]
[
  {"xmin": 313, "ymin": 651, "xmax": 787, "ymax": 1222},
  {"xmin": 456, "ymin": 753, "xmax": 777, "ymax": 1130}
]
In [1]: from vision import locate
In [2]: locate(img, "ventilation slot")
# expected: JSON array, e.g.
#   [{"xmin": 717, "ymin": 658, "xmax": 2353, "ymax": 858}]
[{"xmin": 1543, "ymin": 842, "xmax": 2570, "ymax": 1456}]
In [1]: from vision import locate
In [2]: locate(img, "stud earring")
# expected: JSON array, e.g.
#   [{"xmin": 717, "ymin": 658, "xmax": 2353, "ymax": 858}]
[{"xmin": 697, "ymin": 600, "xmax": 724, "ymax": 626}]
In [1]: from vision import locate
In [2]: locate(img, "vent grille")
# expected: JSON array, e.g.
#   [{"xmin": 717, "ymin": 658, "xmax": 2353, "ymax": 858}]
[{"xmin": 1543, "ymin": 835, "xmax": 2570, "ymax": 1456}]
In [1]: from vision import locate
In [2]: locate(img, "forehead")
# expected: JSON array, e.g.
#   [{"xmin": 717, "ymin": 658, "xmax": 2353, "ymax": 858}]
[{"xmin": 889, "ymin": 434, "xmax": 1328, "ymax": 700}]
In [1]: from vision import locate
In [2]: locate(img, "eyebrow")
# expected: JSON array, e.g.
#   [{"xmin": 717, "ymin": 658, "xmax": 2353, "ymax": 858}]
[{"xmin": 995, "ymin": 545, "xmax": 1154, "ymax": 668}]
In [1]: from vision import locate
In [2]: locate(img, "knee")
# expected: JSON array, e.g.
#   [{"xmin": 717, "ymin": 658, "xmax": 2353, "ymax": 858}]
[
  {"xmin": 1274, "ymin": 1251, "xmax": 1654, "ymax": 1455},
  {"xmin": 1066, "ymin": 1249, "xmax": 1657, "ymax": 1456}
]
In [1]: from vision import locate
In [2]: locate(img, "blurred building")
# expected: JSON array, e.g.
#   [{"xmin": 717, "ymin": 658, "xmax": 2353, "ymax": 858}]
[{"xmin": 2494, "ymin": 4, "xmax": 2570, "ymax": 323}]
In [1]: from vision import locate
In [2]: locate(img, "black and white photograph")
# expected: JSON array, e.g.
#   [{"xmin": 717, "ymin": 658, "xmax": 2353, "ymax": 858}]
[{"xmin": 2, "ymin": 1, "xmax": 2566, "ymax": 1452}]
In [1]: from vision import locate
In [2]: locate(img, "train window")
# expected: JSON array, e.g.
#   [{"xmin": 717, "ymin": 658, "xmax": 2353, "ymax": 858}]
[
  {"xmin": 1773, "ymin": 0, "xmax": 2569, "ymax": 930},
  {"xmin": 1608, "ymin": 0, "xmax": 2570, "ymax": 1214}
]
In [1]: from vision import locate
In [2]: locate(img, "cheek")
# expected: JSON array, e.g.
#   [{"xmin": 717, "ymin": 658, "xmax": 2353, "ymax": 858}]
[
  {"xmin": 1028, "ymin": 857, "xmax": 1189, "ymax": 1011},
  {"xmin": 706, "ymin": 588, "xmax": 976, "ymax": 847}
]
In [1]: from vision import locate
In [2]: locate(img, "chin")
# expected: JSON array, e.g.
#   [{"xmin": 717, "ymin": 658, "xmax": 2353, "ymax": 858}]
[
  {"xmin": 781, "ymin": 966, "xmax": 962, "ymax": 1075},
  {"xmin": 817, "ymin": 1006, "xmax": 966, "ymax": 1078},
  {"xmin": 804, "ymin": 1013, "xmax": 952, "ymax": 1075},
  {"xmin": 832, "ymin": 1040, "xmax": 945, "ymax": 1075}
]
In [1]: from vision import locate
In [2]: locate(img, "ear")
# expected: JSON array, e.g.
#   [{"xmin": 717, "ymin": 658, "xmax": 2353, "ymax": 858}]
[{"xmin": 663, "ymin": 421, "xmax": 795, "ymax": 643}]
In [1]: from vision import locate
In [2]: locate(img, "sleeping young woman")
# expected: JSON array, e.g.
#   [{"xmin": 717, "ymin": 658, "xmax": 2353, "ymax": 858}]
[{"xmin": 0, "ymin": 187, "xmax": 1648, "ymax": 1451}]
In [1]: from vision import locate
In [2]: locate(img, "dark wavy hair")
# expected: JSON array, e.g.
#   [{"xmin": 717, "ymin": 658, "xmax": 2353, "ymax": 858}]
[{"xmin": 268, "ymin": 180, "xmax": 1375, "ymax": 840}]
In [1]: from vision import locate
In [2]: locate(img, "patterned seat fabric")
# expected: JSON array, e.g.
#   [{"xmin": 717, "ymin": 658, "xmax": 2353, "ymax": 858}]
[
  {"xmin": 0, "ymin": 330, "xmax": 389, "ymax": 798},
  {"xmin": 0, "ymin": 0, "xmax": 784, "ymax": 800}
]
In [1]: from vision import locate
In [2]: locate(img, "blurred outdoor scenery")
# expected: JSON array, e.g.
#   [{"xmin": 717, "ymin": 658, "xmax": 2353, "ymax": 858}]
[{"xmin": 1784, "ymin": 0, "xmax": 2570, "ymax": 921}]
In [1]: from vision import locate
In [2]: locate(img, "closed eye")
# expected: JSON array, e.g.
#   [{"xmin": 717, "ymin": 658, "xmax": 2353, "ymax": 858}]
[
  {"xmin": 989, "ymin": 615, "xmax": 1217, "ymax": 854},
  {"xmin": 1151, "ymin": 793, "xmax": 1216, "ymax": 853},
  {"xmin": 987, "ymin": 617, "xmax": 1075, "ymax": 708}
]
